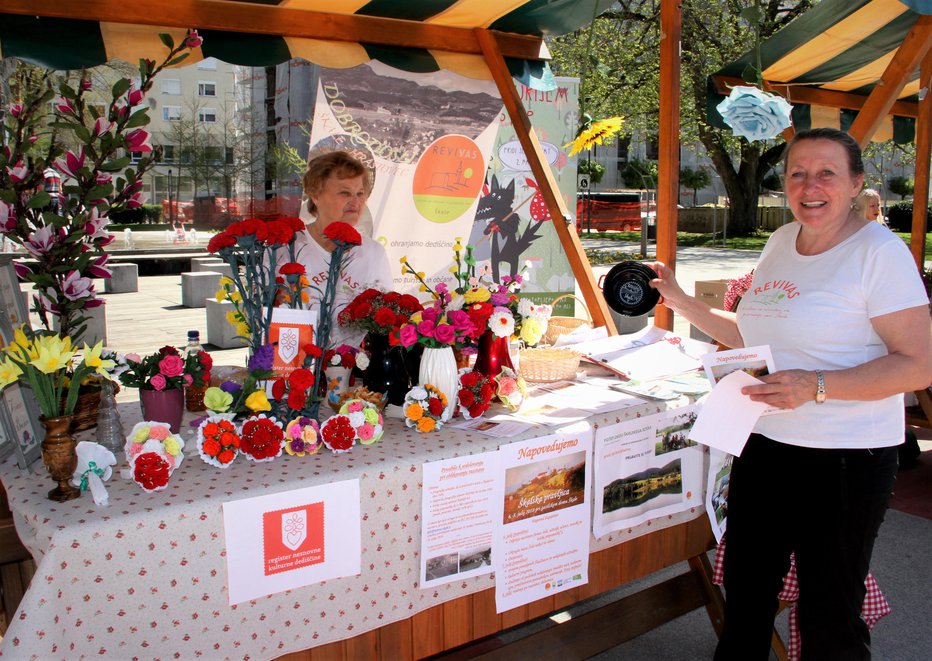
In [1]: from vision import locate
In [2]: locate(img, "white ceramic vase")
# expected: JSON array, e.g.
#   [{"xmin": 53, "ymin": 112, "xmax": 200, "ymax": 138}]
[{"xmin": 418, "ymin": 346, "xmax": 459, "ymax": 422}]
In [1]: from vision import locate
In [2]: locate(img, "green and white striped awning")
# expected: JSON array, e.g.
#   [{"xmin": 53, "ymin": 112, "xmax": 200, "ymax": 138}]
[
  {"xmin": 709, "ymin": 0, "xmax": 932, "ymax": 142},
  {"xmin": 0, "ymin": 0, "xmax": 615, "ymax": 86}
]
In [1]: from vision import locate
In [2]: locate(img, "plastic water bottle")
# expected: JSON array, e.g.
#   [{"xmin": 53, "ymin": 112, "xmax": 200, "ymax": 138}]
[{"xmin": 185, "ymin": 330, "xmax": 204, "ymax": 355}]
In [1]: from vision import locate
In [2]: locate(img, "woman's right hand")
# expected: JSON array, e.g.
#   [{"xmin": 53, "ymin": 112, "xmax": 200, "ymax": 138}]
[{"xmin": 648, "ymin": 261, "xmax": 688, "ymax": 311}]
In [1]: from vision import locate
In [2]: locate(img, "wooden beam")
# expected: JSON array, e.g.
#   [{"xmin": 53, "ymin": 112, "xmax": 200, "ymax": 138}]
[
  {"xmin": 655, "ymin": 0, "xmax": 682, "ymax": 332},
  {"xmin": 474, "ymin": 29, "xmax": 616, "ymax": 334},
  {"xmin": 850, "ymin": 16, "xmax": 932, "ymax": 148},
  {"xmin": 0, "ymin": 0, "xmax": 548, "ymax": 61},
  {"xmin": 911, "ymin": 49, "xmax": 931, "ymax": 270},
  {"xmin": 710, "ymin": 75, "xmax": 920, "ymax": 118}
]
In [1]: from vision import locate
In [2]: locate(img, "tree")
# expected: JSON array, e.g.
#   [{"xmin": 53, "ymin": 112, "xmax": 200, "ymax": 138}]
[
  {"xmin": 621, "ymin": 158, "xmax": 657, "ymax": 189},
  {"xmin": 888, "ymin": 175, "xmax": 915, "ymax": 200},
  {"xmin": 548, "ymin": 0, "xmax": 813, "ymax": 236},
  {"xmin": 680, "ymin": 165, "xmax": 711, "ymax": 205},
  {"xmin": 578, "ymin": 158, "xmax": 606, "ymax": 184}
]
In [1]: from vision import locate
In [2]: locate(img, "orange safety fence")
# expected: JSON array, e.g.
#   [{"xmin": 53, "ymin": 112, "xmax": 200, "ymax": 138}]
[{"xmin": 576, "ymin": 198, "xmax": 643, "ymax": 232}]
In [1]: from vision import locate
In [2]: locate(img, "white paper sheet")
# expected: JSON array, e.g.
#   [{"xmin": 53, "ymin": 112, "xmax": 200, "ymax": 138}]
[
  {"xmin": 222, "ymin": 479, "xmax": 361, "ymax": 605},
  {"xmin": 420, "ymin": 452, "xmax": 498, "ymax": 588},
  {"xmin": 688, "ymin": 370, "xmax": 768, "ymax": 455},
  {"xmin": 705, "ymin": 448, "xmax": 733, "ymax": 544}
]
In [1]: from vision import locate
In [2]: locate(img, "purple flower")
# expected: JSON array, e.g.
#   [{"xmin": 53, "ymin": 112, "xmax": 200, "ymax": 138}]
[
  {"xmin": 62, "ymin": 270, "xmax": 95, "ymax": 301},
  {"xmin": 249, "ymin": 344, "xmax": 275, "ymax": 372},
  {"xmin": 150, "ymin": 374, "xmax": 167, "ymax": 391},
  {"xmin": 433, "ymin": 324, "xmax": 455, "ymax": 345},
  {"xmin": 220, "ymin": 381, "xmax": 242, "ymax": 394},
  {"xmin": 489, "ymin": 292, "xmax": 509, "ymax": 307}
]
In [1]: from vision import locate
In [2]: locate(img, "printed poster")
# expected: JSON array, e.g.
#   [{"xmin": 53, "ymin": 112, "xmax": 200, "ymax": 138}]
[
  {"xmin": 493, "ymin": 423, "xmax": 592, "ymax": 613},
  {"xmin": 420, "ymin": 452, "xmax": 498, "ymax": 588},
  {"xmin": 268, "ymin": 307, "xmax": 317, "ymax": 382},
  {"xmin": 706, "ymin": 448, "xmax": 733, "ymax": 543},
  {"xmin": 592, "ymin": 407, "xmax": 704, "ymax": 539},
  {"xmin": 309, "ymin": 62, "xmax": 577, "ymax": 300},
  {"xmin": 222, "ymin": 479, "xmax": 360, "ymax": 605}
]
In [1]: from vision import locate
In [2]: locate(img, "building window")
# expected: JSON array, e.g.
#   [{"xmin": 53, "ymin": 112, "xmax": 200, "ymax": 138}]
[
  {"xmin": 161, "ymin": 79, "xmax": 181, "ymax": 95},
  {"xmin": 198, "ymin": 108, "xmax": 217, "ymax": 123},
  {"xmin": 204, "ymin": 146, "xmax": 224, "ymax": 164},
  {"xmin": 197, "ymin": 81, "xmax": 217, "ymax": 97},
  {"xmin": 163, "ymin": 105, "xmax": 182, "ymax": 121},
  {"xmin": 197, "ymin": 58, "xmax": 217, "ymax": 70},
  {"xmin": 616, "ymin": 137, "xmax": 631, "ymax": 164},
  {"xmin": 161, "ymin": 145, "xmax": 177, "ymax": 162},
  {"xmin": 646, "ymin": 136, "xmax": 660, "ymax": 161}
]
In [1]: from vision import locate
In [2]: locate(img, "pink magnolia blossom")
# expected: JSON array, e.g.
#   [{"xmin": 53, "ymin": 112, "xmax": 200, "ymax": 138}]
[
  {"xmin": 55, "ymin": 148, "xmax": 85, "ymax": 178},
  {"xmin": 150, "ymin": 374, "xmax": 167, "ymax": 391},
  {"xmin": 13, "ymin": 262, "xmax": 32, "ymax": 279},
  {"xmin": 84, "ymin": 208, "xmax": 110, "ymax": 240},
  {"xmin": 6, "ymin": 163, "xmax": 28, "ymax": 184},
  {"xmin": 125, "ymin": 129, "xmax": 152, "ymax": 152},
  {"xmin": 92, "ymin": 117, "xmax": 115, "ymax": 137},
  {"xmin": 125, "ymin": 190, "xmax": 147, "ymax": 209},
  {"xmin": 83, "ymin": 296, "xmax": 105, "ymax": 309},
  {"xmin": 95, "ymin": 171, "xmax": 113, "ymax": 185},
  {"xmin": 127, "ymin": 86, "xmax": 145, "ymax": 107},
  {"xmin": 87, "ymin": 254, "xmax": 112, "ymax": 279},
  {"xmin": 24, "ymin": 225, "xmax": 56, "ymax": 257},
  {"xmin": 185, "ymin": 30, "xmax": 203, "ymax": 48},
  {"xmin": 0, "ymin": 201, "xmax": 15, "ymax": 233},
  {"xmin": 8, "ymin": 103, "xmax": 23, "ymax": 118},
  {"xmin": 62, "ymin": 270, "xmax": 95, "ymax": 301},
  {"xmin": 55, "ymin": 97, "xmax": 75, "ymax": 115},
  {"xmin": 80, "ymin": 79, "xmax": 92, "ymax": 91}
]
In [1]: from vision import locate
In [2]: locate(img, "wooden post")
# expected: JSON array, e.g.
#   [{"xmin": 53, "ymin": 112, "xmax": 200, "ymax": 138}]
[
  {"xmin": 655, "ymin": 0, "xmax": 682, "ymax": 331},
  {"xmin": 475, "ymin": 29, "xmax": 616, "ymax": 333},
  {"xmin": 912, "ymin": 50, "xmax": 932, "ymax": 270}
]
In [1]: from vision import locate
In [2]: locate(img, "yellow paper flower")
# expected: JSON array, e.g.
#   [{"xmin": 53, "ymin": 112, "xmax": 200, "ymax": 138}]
[
  {"xmin": 82, "ymin": 341, "xmax": 115, "ymax": 377},
  {"xmin": 0, "ymin": 358, "xmax": 23, "ymax": 389},
  {"xmin": 519, "ymin": 317, "xmax": 543, "ymax": 346},
  {"xmin": 163, "ymin": 436, "xmax": 181, "ymax": 457},
  {"xmin": 464, "ymin": 286, "xmax": 491, "ymax": 304},
  {"xmin": 245, "ymin": 390, "xmax": 271, "ymax": 412},
  {"xmin": 30, "ymin": 338, "xmax": 75, "ymax": 374},
  {"xmin": 564, "ymin": 116, "xmax": 624, "ymax": 156},
  {"xmin": 133, "ymin": 425, "xmax": 151, "ymax": 442}
]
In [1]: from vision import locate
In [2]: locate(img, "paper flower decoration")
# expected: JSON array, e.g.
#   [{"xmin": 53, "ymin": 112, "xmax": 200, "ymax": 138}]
[
  {"xmin": 124, "ymin": 421, "xmax": 185, "ymax": 493},
  {"xmin": 284, "ymin": 416, "xmax": 322, "ymax": 457},
  {"xmin": 70, "ymin": 441, "xmax": 116, "ymax": 506},
  {"xmin": 196, "ymin": 415, "xmax": 241, "ymax": 468},
  {"xmin": 457, "ymin": 369, "xmax": 495, "ymax": 420},
  {"xmin": 320, "ymin": 414, "xmax": 358, "ymax": 453},
  {"xmin": 339, "ymin": 398, "xmax": 384, "ymax": 445},
  {"xmin": 716, "ymin": 86, "xmax": 792, "ymax": 142},
  {"xmin": 564, "ymin": 116, "xmax": 624, "ymax": 156},
  {"xmin": 495, "ymin": 367, "xmax": 527, "ymax": 412},
  {"xmin": 404, "ymin": 384, "xmax": 448, "ymax": 433},
  {"xmin": 239, "ymin": 414, "xmax": 284, "ymax": 462}
]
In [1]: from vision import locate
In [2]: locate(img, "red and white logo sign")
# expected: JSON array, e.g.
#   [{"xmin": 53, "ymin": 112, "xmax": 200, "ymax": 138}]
[{"xmin": 262, "ymin": 503, "xmax": 324, "ymax": 576}]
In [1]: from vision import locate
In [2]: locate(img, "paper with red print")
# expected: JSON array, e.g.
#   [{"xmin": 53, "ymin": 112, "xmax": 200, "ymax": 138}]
[{"xmin": 223, "ymin": 479, "xmax": 360, "ymax": 604}]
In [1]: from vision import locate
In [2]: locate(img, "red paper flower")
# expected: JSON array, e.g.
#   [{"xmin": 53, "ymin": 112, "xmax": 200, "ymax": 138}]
[
  {"xmin": 133, "ymin": 452, "xmax": 171, "ymax": 491},
  {"xmin": 428, "ymin": 397, "xmax": 444, "ymax": 417},
  {"xmin": 288, "ymin": 368, "xmax": 314, "ymax": 390},
  {"xmin": 207, "ymin": 233, "xmax": 236, "ymax": 253},
  {"xmin": 323, "ymin": 221, "xmax": 362, "ymax": 246},
  {"xmin": 279, "ymin": 262, "xmax": 306, "ymax": 276},
  {"xmin": 287, "ymin": 388, "xmax": 307, "ymax": 411},
  {"xmin": 271, "ymin": 378, "xmax": 287, "ymax": 400},
  {"xmin": 458, "ymin": 369, "xmax": 495, "ymax": 420},
  {"xmin": 321, "ymin": 414, "xmax": 357, "ymax": 453},
  {"xmin": 240, "ymin": 417, "xmax": 284, "ymax": 461},
  {"xmin": 374, "ymin": 307, "xmax": 397, "ymax": 328}
]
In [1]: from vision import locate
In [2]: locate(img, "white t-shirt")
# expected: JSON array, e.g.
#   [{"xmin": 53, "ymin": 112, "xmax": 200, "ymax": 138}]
[
  {"xmin": 737, "ymin": 221, "xmax": 928, "ymax": 449},
  {"xmin": 287, "ymin": 229, "xmax": 393, "ymax": 349}
]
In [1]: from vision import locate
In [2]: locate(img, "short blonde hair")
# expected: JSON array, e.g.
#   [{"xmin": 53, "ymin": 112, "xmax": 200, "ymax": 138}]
[
  {"xmin": 302, "ymin": 151, "xmax": 371, "ymax": 217},
  {"xmin": 855, "ymin": 188, "xmax": 882, "ymax": 220}
]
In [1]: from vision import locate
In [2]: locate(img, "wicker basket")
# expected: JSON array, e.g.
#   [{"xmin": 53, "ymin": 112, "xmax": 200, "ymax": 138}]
[
  {"xmin": 543, "ymin": 294, "xmax": 593, "ymax": 345},
  {"xmin": 518, "ymin": 347, "xmax": 582, "ymax": 382}
]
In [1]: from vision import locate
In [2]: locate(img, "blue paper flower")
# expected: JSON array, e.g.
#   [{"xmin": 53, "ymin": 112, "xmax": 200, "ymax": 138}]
[{"xmin": 716, "ymin": 86, "xmax": 793, "ymax": 142}]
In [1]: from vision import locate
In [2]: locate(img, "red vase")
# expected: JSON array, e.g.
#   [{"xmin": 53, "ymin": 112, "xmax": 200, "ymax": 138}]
[
  {"xmin": 472, "ymin": 330, "xmax": 514, "ymax": 379},
  {"xmin": 139, "ymin": 388, "xmax": 185, "ymax": 433}
]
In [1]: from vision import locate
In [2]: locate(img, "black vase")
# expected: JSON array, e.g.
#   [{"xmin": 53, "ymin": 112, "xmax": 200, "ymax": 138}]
[{"xmin": 362, "ymin": 333, "xmax": 414, "ymax": 406}]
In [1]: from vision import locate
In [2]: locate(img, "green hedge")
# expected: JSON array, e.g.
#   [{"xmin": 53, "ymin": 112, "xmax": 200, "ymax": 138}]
[
  {"xmin": 886, "ymin": 201, "xmax": 931, "ymax": 232},
  {"xmin": 108, "ymin": 204, "xmax": 162, "ymax": 224}
]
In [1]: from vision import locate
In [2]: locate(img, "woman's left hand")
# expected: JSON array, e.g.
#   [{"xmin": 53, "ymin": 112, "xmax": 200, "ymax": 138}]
[{"xmin": 741, "ymin": 369, "xmax": 818, "ymax": 409}]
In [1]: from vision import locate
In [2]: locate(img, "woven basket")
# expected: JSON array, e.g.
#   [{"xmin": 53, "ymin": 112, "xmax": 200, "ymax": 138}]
[
  {"xmin": 518, "ymin": 347, "xmax": 582, "ymax": 383},
  {"xmin": 543, "ymin": 294, "xmax": 593, "ymax": 345}
]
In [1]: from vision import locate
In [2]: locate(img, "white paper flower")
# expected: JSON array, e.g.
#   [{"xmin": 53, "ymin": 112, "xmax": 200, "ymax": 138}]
[
  {"xmin": 716, "ymin": 86, "xmax": 793, "ymax": 142},
  {"xmin": 355, "ymin": 351, "xmax": 370, "ymax": 371}
]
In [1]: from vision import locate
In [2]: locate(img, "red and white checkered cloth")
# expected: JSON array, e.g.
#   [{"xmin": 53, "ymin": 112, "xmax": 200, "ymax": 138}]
[{"xmin": 712, "ymin": 541, "xmax": 891, "ymax": 661}]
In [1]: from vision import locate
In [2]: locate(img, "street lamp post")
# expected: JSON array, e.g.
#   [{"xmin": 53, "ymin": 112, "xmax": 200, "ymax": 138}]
[{"xmin": 167, "ymin": 169, "xmax": 174, "ymax": 224}]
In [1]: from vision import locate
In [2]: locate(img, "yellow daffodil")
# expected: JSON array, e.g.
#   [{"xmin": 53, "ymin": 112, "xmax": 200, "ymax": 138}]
[
  {"xmin": 215, "ymin": 287, "xmax": 227, "ymax": 301},
  {"xmin": 82, "ymin": 341, "xmax": 115, "ymax": 377},
  {"xmin": 245, "ymin": 390, "xmax": 271, "ymax": 412},
  {"xmin": 0, "ymin": 358, "xmax": 23, "ymax": 389},
  {"xmin": 30, "ymin": 339, "xmax": 76, "ymax": 375}
]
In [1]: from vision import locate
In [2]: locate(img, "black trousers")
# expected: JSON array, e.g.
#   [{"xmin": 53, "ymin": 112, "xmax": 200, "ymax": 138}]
[{"xmin": 714, "ymin": 434, "xmax": 898, "ymax": 661}]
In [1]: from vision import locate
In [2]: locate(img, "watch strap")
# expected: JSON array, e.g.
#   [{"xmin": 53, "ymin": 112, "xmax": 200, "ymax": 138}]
[{"xmin": 815, "ymin": 370, "xmax": 826, "ymax": 404}]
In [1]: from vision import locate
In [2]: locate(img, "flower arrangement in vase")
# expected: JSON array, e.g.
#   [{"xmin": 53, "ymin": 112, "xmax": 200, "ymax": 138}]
[
  {"xmin": 118, "ymin": 346, "xmax": 190, "ymax": 433},
  {"xmin": 1, "ymin": 30, "xmax": 203, "ymax": 342}
]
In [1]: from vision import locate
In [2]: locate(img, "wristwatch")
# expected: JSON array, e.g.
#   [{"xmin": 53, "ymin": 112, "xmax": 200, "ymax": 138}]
[{"xmin": 815, "ymin": 370, "xmax": 826, "ymax": 404}]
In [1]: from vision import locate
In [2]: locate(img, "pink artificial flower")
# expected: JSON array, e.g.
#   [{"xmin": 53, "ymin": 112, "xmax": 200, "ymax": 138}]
[
  {"xmin": 125, "ymin": 129, "xmax": 152, "ymax": 152},
  {"xmin": 416, "ymin": 320, "xmax": 436, "ymax": 338},
  {"xmin": 92, "ymin": 117, "xmax": 114, "ymax": 137},
  {"xmin": 399, "ymin": 324, "xmax": 419, "ymax": 348},
  {"xmin": 433, "ymin": 324, "xmax": 455, "ymax": 345},
  {"xmin": 6, "ymin": 163, "xmax": 28, "ymax": 184},
  {"xmin": 127, "ymin": 86, "xmax": 144, "ymax": 107},
  {"xmin": 185, "ymin": 30, "xmax": 203, "ymax": 48},
  {"xmin": 447, "ymin": 309, "xmax": 475, "ymax": 335},
  {"xmin": 126, "ymin": 353, "xmax": 142, "ymax": 363},
  {"xmin": 8, "ymin": 103, "xmax": 23, "ymax": 118},
  {"xmin": 498, "ymin": 377, "xmax": 517, "ymax": 396},
  {"xmin": 55, "ymin": 148, "xmax": 85, "ymax": 178},
  {"xmin": 421, "ymin": 307, "xmax": 440, "ymax": 324},
  {"xmin": 24, "ymin": 225, "xmax": 56, "ymax": 257},
  {"xmin": 149, "ymin": 426, "xmax": 169, "ymax": 441},
  {"xmin": 158, "ymin": 354, "xmax": 184, "ymax": 378},
  {"xmin": 183, "ymin": 374, "xmax": 194, "ymax": 387},
  {"xmin": 62, "ymin": 270, "xmax": 95, "ymax": 301},
  {"xmin": 87, "ymin": 254, "xmax": 112, "ymax": 279},
  {"xmin": 150, "ymin": 374, "xmax": 167, "ymax": 391}
]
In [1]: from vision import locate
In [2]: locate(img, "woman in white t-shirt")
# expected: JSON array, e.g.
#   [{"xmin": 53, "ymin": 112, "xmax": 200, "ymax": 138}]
[
  {"xmin": 290, "ymin": 151, "xmax": 393, "ymax": 348},
  {"xmin": 650, "ymin": 128, "xmax": 931, "ymax": 660}
]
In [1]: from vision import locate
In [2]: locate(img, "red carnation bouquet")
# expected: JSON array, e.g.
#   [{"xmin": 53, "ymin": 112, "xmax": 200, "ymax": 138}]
[
  {"xmin": 457, "ymin": 370, "xmax": 495, "ymax": 420},
  {"xmin": 338, "ymin": 288, "xmax": 423, "ymax": 336},
  {"xmin": 239, "ymin": 414, "xmax": 285, "ymax": 462}
]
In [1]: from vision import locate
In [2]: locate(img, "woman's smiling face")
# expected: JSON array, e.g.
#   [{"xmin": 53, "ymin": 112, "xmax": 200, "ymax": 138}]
[{"xmin": 784, "ymin": 138, "xmax": 863, "ymax": 232}]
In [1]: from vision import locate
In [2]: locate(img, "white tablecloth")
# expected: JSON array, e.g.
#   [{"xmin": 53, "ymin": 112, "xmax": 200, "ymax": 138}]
[{"xmin": 0, "ymin": 397, "xmax": 705, "ymax": 660}]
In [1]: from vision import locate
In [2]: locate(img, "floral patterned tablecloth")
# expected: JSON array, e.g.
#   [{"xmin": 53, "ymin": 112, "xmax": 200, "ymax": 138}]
[{"xmin": 0, "ymin": 397, "xmax": 704, "ymax": 660}]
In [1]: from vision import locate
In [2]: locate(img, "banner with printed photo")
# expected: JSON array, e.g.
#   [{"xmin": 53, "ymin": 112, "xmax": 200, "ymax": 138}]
[
  {"xmin": 592, "ymin": 407, "xmax": 705, "ymax": 539},
  {"xmin": 308, "ymin": 63, "xmax": 578, "ymax": 299}
]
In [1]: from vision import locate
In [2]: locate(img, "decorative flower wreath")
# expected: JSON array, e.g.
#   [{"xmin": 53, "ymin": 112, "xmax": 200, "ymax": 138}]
[
  {"xmin": 284, "ymin": 416, "xmax": 322, "ymax": 457},
  {"xmin": 239, "ymin": 414, "xmax": 284, "ymax": 462},
  {"xmin": 196, "ymin": 415, "xmax": 241, "ymax": 468},
  {"xmin": 457, "ymin": 369, "xmax": 495, "ymax": 420},
  {"xmin": 339, "ymin": 398, "xmax": 384, "ymax": 445},
  {"xmin": 495, "ymin": 367, "xmax": 527, "ymax": 412},
  {"xmin": 404, "ymin": 384, "xmax": 448, "ymax": 433},
  {"xmin": 125, "ymin": 421, "xmax": 185, "ymax": 493},
  {"xmin": 320, "ymin": 414, "xmax": 358, "ymax": 454}
]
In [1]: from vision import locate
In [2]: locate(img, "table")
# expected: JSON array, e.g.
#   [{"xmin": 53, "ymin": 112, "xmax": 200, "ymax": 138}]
[{"xmin": 0, "ymin": 396, "xmax": 712, "ymax": 660}]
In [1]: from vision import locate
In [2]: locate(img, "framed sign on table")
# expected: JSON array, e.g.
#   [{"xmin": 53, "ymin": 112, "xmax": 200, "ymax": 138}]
[{"xmin": 0, "ymin": 254, "xmax": 43, "ymax": 469}]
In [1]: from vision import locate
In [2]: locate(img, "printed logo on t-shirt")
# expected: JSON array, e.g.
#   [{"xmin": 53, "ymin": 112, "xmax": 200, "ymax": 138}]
[{"xmin": 751, "ymin": 278, "xmax": 800, "ymax": 304}]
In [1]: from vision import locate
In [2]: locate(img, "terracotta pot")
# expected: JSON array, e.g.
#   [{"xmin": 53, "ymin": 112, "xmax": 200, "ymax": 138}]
[
  {"xmin": 139, "ymin": 388, "xmax": 185, "ymax": 433},
  {"xmin": 40, "ymin": 415, "xmax": 80, "ymax": 502}
]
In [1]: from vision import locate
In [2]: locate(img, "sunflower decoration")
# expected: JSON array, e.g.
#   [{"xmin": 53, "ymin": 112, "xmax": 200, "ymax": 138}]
[{"xmin": 564, "ymin": 115, "xmax": 624, "ymax": 156}]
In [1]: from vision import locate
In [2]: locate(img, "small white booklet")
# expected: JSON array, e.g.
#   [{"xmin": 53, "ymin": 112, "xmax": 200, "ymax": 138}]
[{"xmin": 700, "ymin": 345, "xmax": 782, "ymax": 415}]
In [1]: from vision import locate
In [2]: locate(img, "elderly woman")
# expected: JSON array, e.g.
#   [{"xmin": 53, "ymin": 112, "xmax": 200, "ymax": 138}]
[
  {"xmin": 855, "ymin": 187, "xmax": 884, "ymax": 224},
  {"xmin": 291, "ymin": 151, "xmax": 393, "ymax": 347},
  {"xmin": 651, "ymin": 128, "xmax": 931, "ymax": 660}
]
